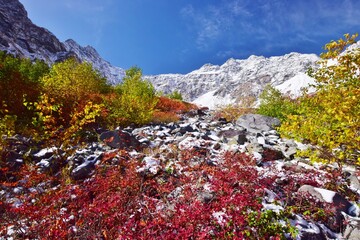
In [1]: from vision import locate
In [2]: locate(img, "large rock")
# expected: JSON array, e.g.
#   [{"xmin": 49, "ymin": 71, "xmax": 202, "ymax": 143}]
[
  {"xmin": 236, "ymin": 114, "xmax": 280, "ymax": 133},
  {"xmin": 100, "ymin": 130, "xmax": 140, "ymax": 149},
  {"xmin": 342, "ymin": 214, "xmax": 360, "ymax": 240},
  {"xmin": 297, "ymin": 185, "xmax": 359, "ymax": 232}
]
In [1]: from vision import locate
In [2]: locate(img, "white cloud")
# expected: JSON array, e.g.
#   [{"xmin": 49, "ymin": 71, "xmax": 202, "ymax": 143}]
[{"xmin": 181, "ymin": 0, "xmax": 360, "ymax": 54}]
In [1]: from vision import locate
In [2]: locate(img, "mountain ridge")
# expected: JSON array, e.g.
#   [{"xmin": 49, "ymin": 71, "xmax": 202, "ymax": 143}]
[
  {"xmin": 1, "ymin": 0, "xmax": 320, "ymax": 108},
  {"xmin": 146, "ymin": 52, "xmax": 319, "ymax": 108},
  {"xmin": 0, "ymin": 0, "xmax": 125, "ymax": 84}
]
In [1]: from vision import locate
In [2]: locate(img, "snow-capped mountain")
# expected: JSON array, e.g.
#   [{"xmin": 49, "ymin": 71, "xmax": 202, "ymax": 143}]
[
  {"xmin": 63, "ymin": 39, "xmax": 125, "ymax": 84},
  {"xmin": 0, "ymin": 0, "xmax": 125, "ymax": 84},
  {"xmin": 146, "ymin": 53, "xmax": 319, "ymax": 109},
  {"xmin": 0, "ymin": 0, "xmax": 322, "ymax": 108}
]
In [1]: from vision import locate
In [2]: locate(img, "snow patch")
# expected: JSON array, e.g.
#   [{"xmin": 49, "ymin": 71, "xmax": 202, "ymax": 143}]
[
  {"xmin": 192, "ymin": 90, "xmax": 235, "ymax": 109},
  {"xmin": 275, "ymin": 72, "xmax": 316, "ymax": 98},
  {"xmin": 314, "ymin": 187, "xmax": 336, "ymax": 203}
]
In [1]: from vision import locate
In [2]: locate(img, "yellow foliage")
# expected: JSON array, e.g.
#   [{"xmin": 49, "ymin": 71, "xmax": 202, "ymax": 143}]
[
  {"xmin": 106, "ymin": 67, "xmax": 158, "ymax": 127},
  {"xmin": 280, "ymin": 33, "xmax": 360, "ymax": 165},
  {"xmin": 41, "ymin": 58, "xmax": 109, "ymax": 103}
]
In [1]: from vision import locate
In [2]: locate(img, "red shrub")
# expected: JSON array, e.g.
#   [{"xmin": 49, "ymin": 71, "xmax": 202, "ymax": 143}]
[
  {"xmin": 155, "ymin": 96, "xmax": 197, "ymax": 113},
  {"xmin": 152, "ymin": 111, "xmax": 180, "ymax": 123},
  {"xmin": 2, "ymin": 151, "xmax": 290, "ymax": 239}
]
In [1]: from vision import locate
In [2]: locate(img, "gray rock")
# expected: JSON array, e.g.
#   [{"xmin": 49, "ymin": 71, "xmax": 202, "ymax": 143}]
[
  {"xmin": 245, "ymin": 142, "xmax": 264, "ymax": 154},
  {"xmin": 71, "ymin": 161, "xmax": 95, "ymax": 180},
  {"xmin": 198, "ymin": 191, "xmax": 214, "ymax": 203},
  {"xmin": 346, "ymin": 172, "xmax": 360, "ymax": 195},
  {"xmin": 33, "ymin": 147, "xmax": 57, "ymax": 161},
  {"xmin": 281, "ymin": 146, "xmax": 298, "ymax": 159},
  {"xmin": 236, "ymin": 114, "xmax": 280, "ymax": 133},
  {"xmin": 3, "ymin": 151, "xmax": 24, "ymax": 169},
  {"xmin": 100, "ymin": 130, "xmax": 140, "ymax": 149},
  {"xmin": 298, "ymin": 185, "xmax": 357, "ymax": 231},
  {"xmin": 179, "ymin": 124, "xmax": 195, "ymax": 134},
  {"xmin": 36, "ymin": 155, "xmax": 63, "ymax": 174}
]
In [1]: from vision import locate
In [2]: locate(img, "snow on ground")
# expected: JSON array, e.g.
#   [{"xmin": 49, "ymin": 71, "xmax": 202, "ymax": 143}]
[
  {"xmin": 192, "ymin": 90, "xmax": 235, "ymax": 109},
  {"xmin": 275, "ymin": 72, "xmax": 316, "ymax": 98}
]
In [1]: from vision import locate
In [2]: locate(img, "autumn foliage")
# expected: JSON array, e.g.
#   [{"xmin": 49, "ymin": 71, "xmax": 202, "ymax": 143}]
[
  {"xmin": 152, "ymin": 96, "xmax": 197, "ymax": 123},
  {"xmin": 279, "ymin": 33, "xmax": 360, "ymax": 165},
  {"xmin": 1, "ymin": 151, "xmax": 297, "ymax": 239}
]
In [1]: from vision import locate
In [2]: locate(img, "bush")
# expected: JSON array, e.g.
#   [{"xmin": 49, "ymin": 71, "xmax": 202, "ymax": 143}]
[
  {"xmin": 2, "ymin": 151, "xmax": 295, "ymax": 239},
  {"xmin": 41, "ymin": 58, "xmax": 109, "ymax": 103},
  {"xmin": 279, "ymin": 33, "xmax": 360, "ymax": 165},
  {"xmin": 167, "ymin": 90, "xmax": 183, "ymax": 101},
  {"xmin": 106, "ymin": 67, "xmax": 158, "ymax": 127},
  {"xmin": 151, "ymin": 96, "xmax": 197, "ymax": 124},
  {"xmin": 213, "ymin": 97, "xmax": 256, "ymax": 122},
  {"xmin": 257, "ymin": 85, "xmax": 299, "ymax": 121},
  {"xmin": 0, "ymin": 52, "xmax": 49, "ymax": 130},
  {"xmin": 26, "ymin": 59, "xmax": 110, "ymax": 145},
  {"xmin": 152, "ymin": 111, "xmax": 180, "ymax": 124},
  {"xmin": 155, "ymin": 96, "xmax": 196, "ymax": 113}
]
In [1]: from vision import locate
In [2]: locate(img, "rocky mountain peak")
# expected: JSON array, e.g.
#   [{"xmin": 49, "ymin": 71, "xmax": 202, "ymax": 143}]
[
  {"xmin": 146, "ymin": 52, "xmax": 319, "ymax": 108},
  {"xmin": 0, "ymin": 0, "xmax": 125, "ymax": 84},
  {"xmin": 0, "ymin": 0, "xmax": 27, "ymax": 22}
]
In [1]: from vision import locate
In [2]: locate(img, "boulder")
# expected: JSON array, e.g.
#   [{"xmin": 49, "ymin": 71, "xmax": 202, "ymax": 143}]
[
  {"xmin": 297, "ymin": 185, "xmax": 359, "ymax": 231},
  {"xmin": 236, "ymin": 114, "xmax": 280, "ymax": 133},
  {"xmin": 71, "ymin": 161, "xmax": 95, "ymax": 180},
  {"xmin": 3, "ymin": 151, "xmax": 24, "ymax": 170},
  {"xmin": 100, "ymin": 130, "xmax": 140, "ymax": 149}
]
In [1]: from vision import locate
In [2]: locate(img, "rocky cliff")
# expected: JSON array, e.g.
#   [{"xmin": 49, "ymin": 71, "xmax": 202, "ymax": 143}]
[
  {"xmin": 0, "ymin": 0, "xmax": 125, "ymax": 84},
  {"xmin": 146, "ymin": 53, "xmax": 319, "ymax": 108}
]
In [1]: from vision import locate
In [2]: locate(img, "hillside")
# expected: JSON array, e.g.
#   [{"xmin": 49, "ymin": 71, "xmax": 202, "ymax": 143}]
[{"xmin": 0, "ymin": 1, "xmax": 359, "ymax": 239}]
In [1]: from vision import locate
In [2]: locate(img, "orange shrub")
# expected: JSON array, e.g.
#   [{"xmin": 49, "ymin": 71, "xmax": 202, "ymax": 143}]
[
  {"xmin": 213, "ymin": 104, "xmax": 255, "ymax": 123},
  {"xmin": 155, "ymin": 96, "xmax": 197, "ymax": 113},
  {"xmin": 152, "ymin": 111, "xmax": 180, "ymax": 124}
]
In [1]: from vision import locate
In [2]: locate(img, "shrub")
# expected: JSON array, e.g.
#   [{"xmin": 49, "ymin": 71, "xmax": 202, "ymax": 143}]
[
  {"xmin": 213, "ymin": 96, "xmax": 256, "ymax": 123},
  {"xmin": 167, "ymin": 90, "xmax": 183, "ymax": 101},
  {"xmin": 279, "ymin": 33, "xmax": 360, "ymax": 165},
  {"xmin": 152, "ymin": 111, "xmax": 180, "ymax": 124},
  {"xmin": 0, "ymin": 52, "xmax": 49, "ymax": 130},
  {"xmin": 257, "ymin": 85, "xmax": 299, "ymax": 121},
  {"xmin": 2, "ymin": 151, "xmax": 296, "ymax": 239},
  {"xmin": 151, "ymin": 96, "xmax": 197, "ymax": 124},
  {"xmin": 41, "ymin": 58, "xmax": 109, "ymax": 103},
  {"xmin": 106, "ymin": 67, "xmax": 158, "ymax": 127},
  {"xmin": 155, "ymin": 96, "xmax": 196, "ymax": 112}
]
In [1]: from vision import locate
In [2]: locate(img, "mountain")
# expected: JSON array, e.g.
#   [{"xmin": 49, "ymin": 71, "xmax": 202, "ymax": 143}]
[
  {"xmin": 0, "ymin": 0, "xmax": 321, "ymax": 108},
  {"xmin": 146, "ymin": 53, "xmax": 319, "ymax": 109},
  {"xmin": 0, "ymin": 0, "xmax": 125, "ymax": 84}
]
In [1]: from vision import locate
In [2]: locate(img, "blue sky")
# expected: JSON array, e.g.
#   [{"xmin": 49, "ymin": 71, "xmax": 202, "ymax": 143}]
[{"xmin": 19, "ymin": 0, "xmax": 360, "ymax": 75}]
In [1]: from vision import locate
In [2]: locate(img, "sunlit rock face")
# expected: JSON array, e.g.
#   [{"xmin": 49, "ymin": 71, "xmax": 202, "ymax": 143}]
[
  {"xmin": 146, "ymin": 53, "xmax": 319, "ymax": 108},
  {"xmin": 0, "ymin": 0, "xmax": 125, "ymax": 84}
]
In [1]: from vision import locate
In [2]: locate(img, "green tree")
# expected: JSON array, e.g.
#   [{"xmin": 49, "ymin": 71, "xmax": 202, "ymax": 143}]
[
  {"xmin": 279, "ymin": 33, "xmax": 360, "ymax": 165},
  {"xmin": 107, "ymin": 66, "xmax": 157, "ymax": 126},
  {"xmin": 167, "ymin": 90, "xmax": 183, "ymax": 101},
  {"xmin": 257, "ymin": 85, "xmax": 299, "ymax": 121}
]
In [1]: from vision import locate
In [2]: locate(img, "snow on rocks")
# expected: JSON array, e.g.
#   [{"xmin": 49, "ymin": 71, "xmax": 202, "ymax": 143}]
[
  {"xmin": 1, "ymin": 110, "xmax": 359, "ymax": 239},
  {"xmin": 236, "ymin": 113, "xmax": 281, "ymax": 133}
]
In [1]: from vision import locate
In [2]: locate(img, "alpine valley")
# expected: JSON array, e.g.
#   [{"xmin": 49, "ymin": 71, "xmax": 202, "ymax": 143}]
[
  {"xmin": 0, "ymin": 0, "xmax": 320, "ymax": 108},
  {"xmin": 1, "ymin": 1, "xmax": 359, "ymax": 240}
]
